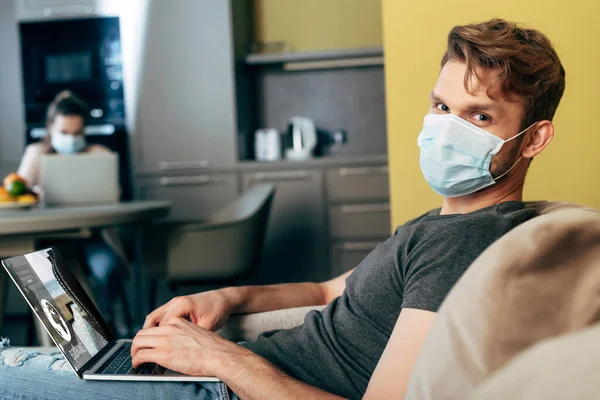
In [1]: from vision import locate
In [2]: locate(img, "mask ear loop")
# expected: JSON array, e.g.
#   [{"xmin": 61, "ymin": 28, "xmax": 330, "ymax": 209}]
[
  {"xmin": 494, "ymin": 157, "xmax": 522, "ymax": 181},
  {"xmin": 494, "ymin": 122, "xmax": 538, "ymax": 181},
  {"xmin": 504, "ymin": 122, "xmax": 538, "ymax": 143}
]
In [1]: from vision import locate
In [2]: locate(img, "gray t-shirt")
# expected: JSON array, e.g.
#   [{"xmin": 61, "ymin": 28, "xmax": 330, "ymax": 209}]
[{"xmin": 247, "ymin": 201, "xmax": 537, "ymax": 399}]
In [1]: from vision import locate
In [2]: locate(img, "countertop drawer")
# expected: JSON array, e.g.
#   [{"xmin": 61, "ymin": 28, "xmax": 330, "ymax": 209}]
[
  {"xmin": 326, "ymin": 165, "xmax": 389, "ymax": 202},
  {"xmin": 137, "ymin": 173, "xmax": 238, "ymax": 221},
  {"xmin": 329, "ymin": 203, "xmax": 391, "ymax": 239}
]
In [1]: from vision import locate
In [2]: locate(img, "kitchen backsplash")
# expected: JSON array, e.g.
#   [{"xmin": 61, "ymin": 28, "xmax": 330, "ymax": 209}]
[{"xmin": 242, "ymin": 64, "xmax": 387, "ymax": 159}]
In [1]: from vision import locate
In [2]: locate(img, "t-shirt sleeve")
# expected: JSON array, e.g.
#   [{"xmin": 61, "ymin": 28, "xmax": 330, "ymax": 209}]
[{"xmin": 401, "ymin": 215, "xmax": 512, "ymax": 312}]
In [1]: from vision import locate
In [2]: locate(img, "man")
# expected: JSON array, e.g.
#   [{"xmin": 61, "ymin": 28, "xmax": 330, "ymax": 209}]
[{"xmin": 0, "ymin": 18, "xmax": 564, "ymax": 400}]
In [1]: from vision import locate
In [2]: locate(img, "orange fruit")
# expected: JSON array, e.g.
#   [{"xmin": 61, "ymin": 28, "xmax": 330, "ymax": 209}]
[{"xmin": 0, "ymin": 187, "xmax": 14, "ymax": 203}]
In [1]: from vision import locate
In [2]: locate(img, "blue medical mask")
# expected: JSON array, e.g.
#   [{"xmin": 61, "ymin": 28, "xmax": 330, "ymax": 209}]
[
  {"xmin": 51, "ymin": 130, "xmax": 86, "ymax": 154},
  {"xmin": 417, "ymin": 114, "xmax": 535, "ymax": 198}
]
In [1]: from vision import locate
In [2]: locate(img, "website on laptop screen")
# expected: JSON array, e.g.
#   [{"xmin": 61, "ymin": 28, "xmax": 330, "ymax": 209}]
[{"xmin": 2, "ymin": 249, "xmax": 109, "ymax": 370}]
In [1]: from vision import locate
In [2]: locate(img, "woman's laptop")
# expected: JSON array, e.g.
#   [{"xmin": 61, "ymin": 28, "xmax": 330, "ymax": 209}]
[
  {"xmin": 40, "ymin": 153, "xmax": 120, "ymax": 206},
  {"xmin": 1, "ymin": 247, "xmax": 218, "ymax": 382}
]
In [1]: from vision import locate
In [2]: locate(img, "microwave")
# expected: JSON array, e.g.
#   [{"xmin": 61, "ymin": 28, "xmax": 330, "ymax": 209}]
[{"xmin": 19, "ymin": 16, "xmax": 125, "ymax": 126}]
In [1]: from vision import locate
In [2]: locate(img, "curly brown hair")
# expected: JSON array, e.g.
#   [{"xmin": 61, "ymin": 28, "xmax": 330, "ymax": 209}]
[{"xmin": 442, "ymin": 18, "xmax": 566, "ymax": 130}]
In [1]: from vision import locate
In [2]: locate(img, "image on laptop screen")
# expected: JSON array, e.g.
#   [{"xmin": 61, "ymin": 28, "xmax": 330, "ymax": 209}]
[{"xmin": 2, "ymin": 249, "xmax": 109, "ymax": 370}]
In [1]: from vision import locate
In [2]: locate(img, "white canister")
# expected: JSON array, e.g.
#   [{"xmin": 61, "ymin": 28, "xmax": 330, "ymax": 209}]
[{"xmin": 254, "ymin": 128, "xmax": 281, "ymax": 161}]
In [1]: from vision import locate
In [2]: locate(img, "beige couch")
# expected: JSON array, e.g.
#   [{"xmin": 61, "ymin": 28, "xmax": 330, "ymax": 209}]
[{"xmin": 404, "ymin": 202, "xmax": 600, "ymax": 399}]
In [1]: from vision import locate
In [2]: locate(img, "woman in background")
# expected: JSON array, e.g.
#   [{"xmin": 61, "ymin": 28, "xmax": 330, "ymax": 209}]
[
  {"xmin": 17, "ymin": 90, "xmax": 130, "ymax": 336},
  {"xmin": 18, "ymin": 90, "xmax": 110, "ymax": 189}
]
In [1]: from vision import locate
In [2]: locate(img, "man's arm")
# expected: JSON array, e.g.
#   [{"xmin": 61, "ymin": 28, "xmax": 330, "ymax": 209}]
[
  {"xmin": 216, "ymin": 346, "xmax": 345, "ymax": 400},
  {"xmin": 227, "ymin": 269, "xmax": 354, "ymax": 314},
  {"xmin": 17, "ymin": 144, "xmax": 41, "ymax": 188},
  {"xmin": 144, "ymin": 269, "xmax": 354, "ymax": 330},
  {"xmin": 363, "ymin": 308, "xmax": 436, "ymax": 399}
]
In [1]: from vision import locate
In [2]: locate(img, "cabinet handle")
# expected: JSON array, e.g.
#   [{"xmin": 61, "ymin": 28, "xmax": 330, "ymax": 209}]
[
  {"xmin": 159, "ymin": 160, "xmax": 210, "ymax": 170},
  {"xmin": 159, "ymin": 175, "xmax": 211, "ymax": 186},
  {"xmin": 340, "ymin": 203, "xmax": 390, "ymax": 214},
  {"xmin": 283, "ymin": 56, "xmax": 384, "ymax": 72},
  {"xmin": 339, "ymin": 166, "xmax": 388, "ymax": 177},
  {"xmin": 42, "ymin": 4, "xmax": 94, "ymax": 16},
  {"xmin": 85, "ymin": 124, "xmax": 115, "ymax": 136},
  {"xmin": 252, "ymin": 170, "xmax": 309, "ymax": 182},
  {"xmin": 342, "ymin": 241, "xmax": 380, "ymax": 251}
]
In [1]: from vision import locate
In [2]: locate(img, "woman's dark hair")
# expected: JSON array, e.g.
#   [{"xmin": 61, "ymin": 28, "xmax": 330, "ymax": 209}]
[{"xmin": 46, "ymin": 90, "xmax": 89, "ymax": 127}]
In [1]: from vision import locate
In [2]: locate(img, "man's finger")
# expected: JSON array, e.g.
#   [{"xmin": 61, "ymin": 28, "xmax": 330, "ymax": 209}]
[
  {"xmin": 166, "ymin": 316, "xmax": 188, "ymax": 327},
  {"xmin": 143, "ymin": 306, "xmax": 169, "ymax": 329},
  {"xmin": 135, "ymin": 325, "xmax": 176, "ymax": 337},
  {"xmin": 131, "ymin": 335, "xmax": 160, "ymax": 359},
  {"xmin": 131, "ymin": 349, "xmax": 166, "ymax": 369},
  {"xmin": 158, "ymin": 302, "xmax": 192, "ymax": 327}
]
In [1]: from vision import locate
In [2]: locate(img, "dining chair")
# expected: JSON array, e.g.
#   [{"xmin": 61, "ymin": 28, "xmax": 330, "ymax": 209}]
[{"xmin": 143, "ymin": 184, "xmax": 275, "ymax": 308}]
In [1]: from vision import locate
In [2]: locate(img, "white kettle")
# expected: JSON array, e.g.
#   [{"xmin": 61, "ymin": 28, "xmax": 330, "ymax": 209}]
[{"xmin": 285, "ymin": 117, "xmax": 317, "ymax": 161}]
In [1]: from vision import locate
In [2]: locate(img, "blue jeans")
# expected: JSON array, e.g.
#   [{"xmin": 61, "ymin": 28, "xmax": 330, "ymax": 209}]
[{"xmin": 0, "ymin": 338, "xmax": 240, "ymax": 400}]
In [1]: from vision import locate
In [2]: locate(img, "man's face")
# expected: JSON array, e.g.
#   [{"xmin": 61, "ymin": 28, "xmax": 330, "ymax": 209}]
[{"xmin": 429, "ymin": 60, "xmax": 526, "ymax": 177}]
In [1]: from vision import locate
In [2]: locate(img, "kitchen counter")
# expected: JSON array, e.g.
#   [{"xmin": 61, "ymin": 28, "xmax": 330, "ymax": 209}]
[
  {"xmin": 238, "ymin": 154, "xmax": 388, "ymax": 171},
  {"xmin": 135, "ymin": 154, "xmax": 388, "ymax": 177}
]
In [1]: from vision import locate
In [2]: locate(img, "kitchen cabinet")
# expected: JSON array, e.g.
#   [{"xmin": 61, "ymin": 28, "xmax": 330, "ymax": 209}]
[
  {"xmin": 242, "ymin": 169, "xmax": 328, "ymax": 283},
  {"xmin": 326, "ymin": 166, "xmax": 389, "ymax": 202},
  {"xmin": 329, "ymin": 203, "xmax": 391, "ymax": 239},
  {"xmin": 0, "ymin": 0, "xmax": 25, "ymax": 165},
  {"xmin": 239, "ymin": 158, "xmax": 390, "ymax": 283},
  {"xmin": 325, "ymin": 164, "xmax": 391, "ymax": 278},
  {"xmin": 137, "ymin": 173, "xmax": 238, "ymax": 221},
  {"xmin": 135, "ymin": 0, "xmax": 237, "ymax": 172}
]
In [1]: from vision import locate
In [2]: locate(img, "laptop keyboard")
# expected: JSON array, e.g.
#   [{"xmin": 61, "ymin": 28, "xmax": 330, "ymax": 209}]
[{"xmin": 96, "ymin": 342, "xmax": 166, "ymax": 376}]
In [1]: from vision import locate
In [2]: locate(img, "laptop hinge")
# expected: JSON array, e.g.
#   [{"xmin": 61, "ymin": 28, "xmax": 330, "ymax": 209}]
[{"xmin": 77, "ymin": 339, "xmax": 120, "ymax": 377}]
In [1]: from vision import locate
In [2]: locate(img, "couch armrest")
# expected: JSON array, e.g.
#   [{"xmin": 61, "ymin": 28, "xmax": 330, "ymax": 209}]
[{"xmin": 217, "ymin": 305, "xmax": 326, "ymax": 342}]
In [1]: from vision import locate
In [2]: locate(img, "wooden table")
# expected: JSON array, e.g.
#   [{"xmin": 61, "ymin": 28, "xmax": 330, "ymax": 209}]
[{"xmin": 0, "ymin": 201, "xmax": 170, "ymax": 343}]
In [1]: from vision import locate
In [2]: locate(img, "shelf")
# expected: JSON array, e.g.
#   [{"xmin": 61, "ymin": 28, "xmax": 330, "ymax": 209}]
[{"xmin": 245, "ymin": 47, "xmax": 384, "ymax": 70}]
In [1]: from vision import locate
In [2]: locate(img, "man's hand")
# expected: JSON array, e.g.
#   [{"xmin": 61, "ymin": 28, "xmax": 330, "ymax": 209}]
[
  {"xmin": 133, "ymin": 318, "xmax": 345, "ymax": 400},
  {"xmin": 132, "ymin": 317, "xmax": 246, "ymax": 376},
  {"xmin": 143, "ymin": 290, "xmax": 234, "ymax": 331},
  {"xmin": 141, "ymin": 271, "xmax": 355, "ymax": 332}
]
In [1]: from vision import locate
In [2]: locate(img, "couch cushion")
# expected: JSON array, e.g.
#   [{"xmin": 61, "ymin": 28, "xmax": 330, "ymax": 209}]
[
  {"xmin": 470, "ymin": 322, "xmax": 600, "ymax": 399},
  {"xmin": 218, "ymin": 306, "xmax": 326, "ymax": 342},
  {"xmin": 524, "ymin": 200, "xmax": 596, "ymax": 215},
  {"xmin": 405, "ymin": 206, "xmax": 600, "ymax": 400}
]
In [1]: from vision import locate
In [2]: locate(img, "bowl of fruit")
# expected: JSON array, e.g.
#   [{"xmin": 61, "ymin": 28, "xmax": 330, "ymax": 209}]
[{"xmin": 0, "ymin": 173, "xmax": 38, "ymax": 210}]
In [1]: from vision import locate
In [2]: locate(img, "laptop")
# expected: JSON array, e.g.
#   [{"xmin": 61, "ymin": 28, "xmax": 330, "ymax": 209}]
[
  {"xmin": 1, "ymin": 247, "xmax": 219, "ymax": 382},
  {"xmin": 40, "ymin": 153, "xmax": 120, "ymax": 206}
]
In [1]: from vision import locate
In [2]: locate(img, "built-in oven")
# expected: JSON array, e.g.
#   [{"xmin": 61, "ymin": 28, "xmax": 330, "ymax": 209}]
[{"xmin": 19, "ymin": 16, "xmax": 124, "ymax": 127}]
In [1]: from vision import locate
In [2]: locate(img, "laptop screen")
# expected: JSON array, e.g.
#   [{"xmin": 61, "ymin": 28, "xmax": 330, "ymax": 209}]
[
  {"xmin": 40, "ymin": 153, "xmax": 120, "ymax": 206},
  {"xmin": 2, "ymin": 248, "xmax": 110, "ymax": 371}
]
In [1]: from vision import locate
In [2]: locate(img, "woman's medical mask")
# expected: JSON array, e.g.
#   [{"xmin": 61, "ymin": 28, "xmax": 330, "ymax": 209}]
[
  {"xmin": 51, "ymin": 130, "xmax": 86, "ymax": 154},
  {"xmin": 417, "ymin": 114, "xmax": 535, "ymax": 197}
]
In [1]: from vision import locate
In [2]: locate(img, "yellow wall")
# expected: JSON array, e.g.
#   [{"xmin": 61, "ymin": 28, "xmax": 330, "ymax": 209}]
[
  {"xmin": 254, "ymin": 0, "xmax": 382, "ymax": 52},
  {"xmin": 383, "ymin": 0, "xmax": 600, "ymax": 228}
]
